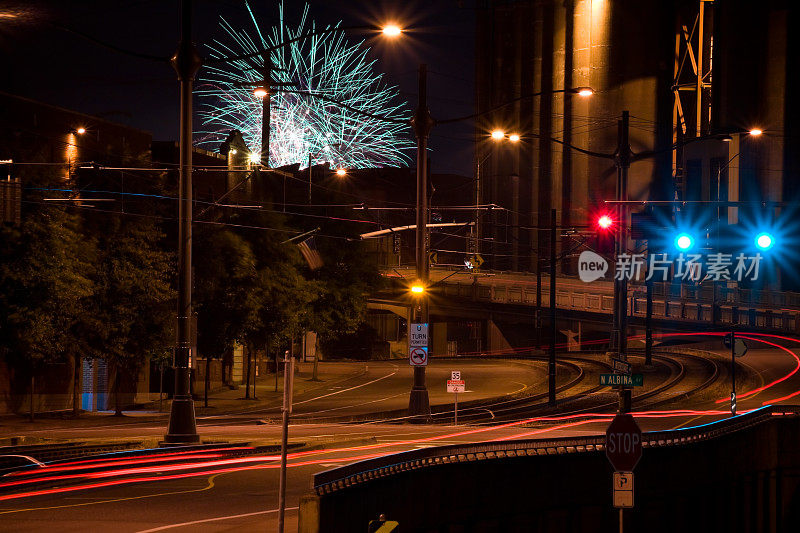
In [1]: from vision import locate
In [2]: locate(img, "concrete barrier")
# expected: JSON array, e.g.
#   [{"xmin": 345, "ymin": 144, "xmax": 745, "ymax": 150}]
[{"xmin": 302, "ymin": 406, "xmax": 800, "ymax": 532}]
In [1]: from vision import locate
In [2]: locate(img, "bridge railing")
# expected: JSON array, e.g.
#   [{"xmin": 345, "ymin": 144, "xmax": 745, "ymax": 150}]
[
  {"xmin": 312, "ymin": 405, "xmax": 800, "ymax": 495},
  {"xmin": 387, "ymin": 266, "xmax": 800, "ymax": 332}
]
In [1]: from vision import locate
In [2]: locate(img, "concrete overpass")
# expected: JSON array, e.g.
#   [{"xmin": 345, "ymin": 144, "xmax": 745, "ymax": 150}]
[{"xmin": 368, "ymin": 266, "xmax": 800, "ymax": 356}]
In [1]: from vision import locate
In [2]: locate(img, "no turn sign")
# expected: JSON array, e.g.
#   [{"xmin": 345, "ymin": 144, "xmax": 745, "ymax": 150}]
[{"xmin": 409, "ymin": 347, "xmax": 428, "ymax": 366}]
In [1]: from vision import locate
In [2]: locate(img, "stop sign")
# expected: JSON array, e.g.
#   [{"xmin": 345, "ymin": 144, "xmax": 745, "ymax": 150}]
[{"xmin": 605, "ymin": 413, "xmax": 642, "ymax": 471}]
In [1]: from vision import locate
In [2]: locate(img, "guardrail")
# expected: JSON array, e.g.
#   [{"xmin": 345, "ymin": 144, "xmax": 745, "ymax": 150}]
[{"xmin": 312, "ymin": 404, "xmax": 800, "ymax": 495}]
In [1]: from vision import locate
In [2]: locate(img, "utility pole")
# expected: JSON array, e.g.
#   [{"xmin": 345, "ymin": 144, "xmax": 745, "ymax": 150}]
[
  {"xmin": 408, "ymin": 64, "xmax": 433, "ymax": 419},
  {"xmin": 536, "ymin": 260, "xmax": 542, "ymax": 353},
  {"xmin": 645, "ymin": 278, "xmax": 653, "ymax": 366},
  {"xmin": 261, "ymin": 61, "xmax": 272, "ymax": 167},
  {"xmin": 548, "ymin": 208, "xmax": 557, "ymax": 405},
  {"xmin": 613, "ymin": 111, "xmax": 632, "ymax": 414},
  {"xmin": 277, "ymin": 351, "xmax": 294, "ymax": 533},
  {"xmin": 308, "ymin": 152, "xmax": 313, "ymax": 204},
  {"xmin": 164, "ymin": 0, "xmax": 201, "ymax": 444}
]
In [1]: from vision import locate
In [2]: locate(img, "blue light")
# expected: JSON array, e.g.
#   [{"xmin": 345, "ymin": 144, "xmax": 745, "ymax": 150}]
[
  {"xmin": 755, "ymin": 232, "xmax": 774, "ymax": 251},
  {"xmin": 675, "ymin": 233, "xmax": 694, "ymax": 251}
]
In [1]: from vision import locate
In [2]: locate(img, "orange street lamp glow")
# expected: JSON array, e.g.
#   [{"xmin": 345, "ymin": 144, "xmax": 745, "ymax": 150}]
[
  {"xmin": 76, "ymin": 127, "xmax": 86, "ymax": 135},
  {"xmin": 491, "ymin": 130, "xmax": 505, "ymax": 141},
  {"xmin": 576, "ymin": 87, "xmax": 594, "ymax": 97},
  {"xmin": 253, "ymin": 86, "xmax": 268, "ymax": 98},
  {"xmin": 336, "ymin": 168, "xmax": 347, "ymax": 176},
  {"xmin": 509, "ymin": 133, "xmax": 521, "ymax": 142},
  {"xmin": 749, "ymin": 128, "xmax": 763, "ymax": 136},
  {"xmin": 411, "ymin": 284, "xmax": 424, "ymax": 294},
  {"xmin": 382, "ymin": 25, "xmax": 402, "ymax": 37},
  {"xmin": 249, "ymin": 153, "xmax": 261, "ymax": 164}
]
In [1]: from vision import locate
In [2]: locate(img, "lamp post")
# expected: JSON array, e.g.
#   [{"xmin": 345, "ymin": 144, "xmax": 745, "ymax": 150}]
[
  {"xmin": 712, "ymin": 129, "xmax": 761, "ymax": 324},
  {"xmin": 408, "ymin": 64, "xmax": 434, "ymax": 419},
  {"xmin": 165, "ymin": 0, "xmax": 202, "ymax": 444}
]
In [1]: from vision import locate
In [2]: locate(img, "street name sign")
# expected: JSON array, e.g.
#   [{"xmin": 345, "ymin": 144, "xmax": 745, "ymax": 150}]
[
  {"xmin": 447, "ymin": 379, "xmax": 465, "ymax": 393},
  {"xmin": 606, "ymin": 414, "xmax": 643, "ymax": 472},
  {"xmin": 612, "ymin": 358, "xmax": 631, "ymax": 375},
  {"xmin": 409, "ymin": 323, "xmax": 428, "ymax": 347},
  {"xmin": 613, "ymin": 471, "xmax": 634, "ymax": 508},
  {"xmin": 723, "ymin": 334, "xmax": 748, "ymax": 357},
  {"xmin": 409, "ymin": 346, "xmax": 428, "ymax": 366},
  {"xmin": 600, "ymin": 374, "xmax": 643, "ymax": 387}
]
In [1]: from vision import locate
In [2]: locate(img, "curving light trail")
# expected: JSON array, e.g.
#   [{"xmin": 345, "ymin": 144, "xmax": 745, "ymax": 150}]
[{"xmin": 3, "ymin": 331, "xmax": 800, "ymax": 505}]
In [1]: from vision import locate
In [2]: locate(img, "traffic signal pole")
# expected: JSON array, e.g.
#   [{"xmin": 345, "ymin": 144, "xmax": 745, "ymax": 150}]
[
  {"xmin": 613, "ymin": 111, "xmax": 632, "ymax": 414},
  {"xmin": 408, "ymin": 64, "xmax": 433, "ymax": 419},
  {"xmin": 730, "ymin": 330, "xmax": 737, "ymax": 415}
]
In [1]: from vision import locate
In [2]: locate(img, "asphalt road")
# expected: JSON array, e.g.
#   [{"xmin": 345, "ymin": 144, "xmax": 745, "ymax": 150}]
[{"xmin": 2, "ymin": 333, "xmax": 800, "ymax": 532}]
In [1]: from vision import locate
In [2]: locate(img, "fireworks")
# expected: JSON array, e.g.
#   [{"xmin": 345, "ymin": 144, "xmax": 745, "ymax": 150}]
[{"xmin": 196, "ymin": 1, "xmax": 414, "ymax": 169}]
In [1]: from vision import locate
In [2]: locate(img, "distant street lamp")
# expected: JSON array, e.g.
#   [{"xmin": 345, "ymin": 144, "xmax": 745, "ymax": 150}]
[
  {"xmin": 307, "ymin": 144, "xmax": 343, "ymax": 204},
  {"xmin": 382, "ymin": 24, "xmax": 402, "ymax": 37}
]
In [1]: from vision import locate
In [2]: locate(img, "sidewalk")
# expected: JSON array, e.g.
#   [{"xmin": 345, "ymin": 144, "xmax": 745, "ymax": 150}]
[
  {"xmin": 0, "ymin": 361, "xmax": 369, "ymax": 448},
  {"xmin": 153, "ymin": 360, "xmax": 369, "ymax": 417}
]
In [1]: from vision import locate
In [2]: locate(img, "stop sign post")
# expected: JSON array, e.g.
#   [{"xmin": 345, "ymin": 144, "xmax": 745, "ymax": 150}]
[
  {"xmin": 606, "ymin": 413, "xmax": 642, "ymax": 471},
  {"xmin": 606, "ymin": 413, "xmax": 642, "ymax": 530}
]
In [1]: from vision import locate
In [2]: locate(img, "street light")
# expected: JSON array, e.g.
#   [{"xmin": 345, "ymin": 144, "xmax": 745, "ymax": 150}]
[
  {"xmin": 749, "ymin": 128, "xmax": 763, "ymax": 136},
  {"xmin": 509, "ymin": 133, "xmax": 521, "ymax": 143},
  {"xmin": 253, "ymin": 86, "xmax": 268, "ymax": 98},
  {"xmin": 490, "ymin": 129, "xmax": 505, "ymax": 141},
  {"xmin": 382, "ymin": 24, "xmax": 402, "ymax": 37},
  {"xmin": 165, "ymin": 0, "xmax": 202, "ymax": 445},
  {"xmin": 76, "ymin": 127, "xmax": 86, "ymax": 135},
  {"xmin": 411, "ymin": 283, "xmax": 425, "ymax": 294},
  {"xmin": 336, "ymin": 168, "xmax": 347, "ymax": 177},
  {"xmin": 308, "ymin": 144, "xmax": 343, "ymax": 204}
]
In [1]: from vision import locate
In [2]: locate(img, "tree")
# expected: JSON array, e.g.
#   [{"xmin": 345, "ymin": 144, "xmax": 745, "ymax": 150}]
[
  {"xmin": 0, "ymin": 172, "xmax": 95, "ymax": 420},
  {"xmin": 306, "ymin": 238, "xmax": 384, "ymax": 371},
  {"xmin": 86, "ymin": 215, "xmax": 174, "ymax": 416},
  {"xmin": 194, "ymin": 228, "xmax": 261, "ymax": 403}
]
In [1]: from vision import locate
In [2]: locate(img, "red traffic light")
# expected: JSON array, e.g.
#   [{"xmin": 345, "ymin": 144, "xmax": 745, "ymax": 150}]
[{"xmin": 597, "ymin": 215, "xmax": 613, "ymax": 230}]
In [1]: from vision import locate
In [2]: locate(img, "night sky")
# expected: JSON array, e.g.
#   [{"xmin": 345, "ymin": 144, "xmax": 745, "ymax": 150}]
[{"xmin": 1, "ymin": 0, "xmax": 476, "ymax": 175}]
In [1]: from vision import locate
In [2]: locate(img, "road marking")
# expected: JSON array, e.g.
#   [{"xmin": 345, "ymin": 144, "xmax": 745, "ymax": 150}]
[
  {"xmin": 296, "ymin": 393, "xmax": 406, "ymax": 416},
  {"xmin": 291, "ymin": 367, "xmax": 399, "ymax": 406},
  {"xmin": 671, "ymin": 415, "xmax": 704, "ymax": 429},
  {"xmin": 0, "ymin": 473, "xmax": 223, "ymax": 515},
  {"xmin": 135, "ymin": 506, "xmax": 300, "ymax": 532}
]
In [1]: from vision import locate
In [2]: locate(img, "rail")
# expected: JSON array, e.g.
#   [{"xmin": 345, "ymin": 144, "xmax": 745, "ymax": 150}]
[{"xmin": 312, "ymin": 404, "xmax": 800, "ymax": 495}]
